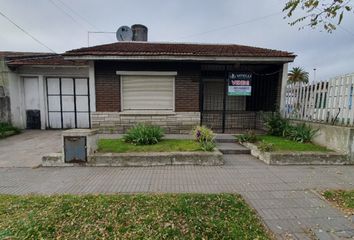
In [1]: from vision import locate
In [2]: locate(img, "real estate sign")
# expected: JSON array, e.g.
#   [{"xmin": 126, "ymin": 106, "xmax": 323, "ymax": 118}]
[{"xmin": 228, "ymin": 72, "xmax": 252, "ymax": 96}]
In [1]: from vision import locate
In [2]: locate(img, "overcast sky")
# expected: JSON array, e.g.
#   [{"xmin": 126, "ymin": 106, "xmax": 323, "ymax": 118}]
[{"xmin": 0, "ymin": 0, "xmax": 353, "ymax": 81}]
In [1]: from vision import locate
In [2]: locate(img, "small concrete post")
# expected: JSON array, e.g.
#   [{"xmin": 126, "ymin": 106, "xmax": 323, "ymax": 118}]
[{"xmin": 62, "ymin": 129, "xmax": 99, "ymax": 162}]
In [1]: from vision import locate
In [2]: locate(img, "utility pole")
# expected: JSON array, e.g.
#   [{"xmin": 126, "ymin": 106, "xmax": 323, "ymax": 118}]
[{"xmin": 313, "ymin": 68, "xmax": 317, "ymax": 84}]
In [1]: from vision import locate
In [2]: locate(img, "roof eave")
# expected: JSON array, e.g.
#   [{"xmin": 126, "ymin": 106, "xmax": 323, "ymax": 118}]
[
  {"xmin": 63, "ymin": 55, "xmax": 295, "ymax": 63},
  {"xmin": 6, "ymin": 63, "xmax": 89, "ymax": 68}
]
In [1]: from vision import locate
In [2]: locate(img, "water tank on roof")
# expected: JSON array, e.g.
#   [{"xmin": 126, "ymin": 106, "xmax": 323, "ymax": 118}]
[{"xmin": 131, "ymin": 24, "xmax": 148, "ymax": 41}]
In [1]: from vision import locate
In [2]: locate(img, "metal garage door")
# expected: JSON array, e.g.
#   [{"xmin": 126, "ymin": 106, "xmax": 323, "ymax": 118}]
[
  {"xmin": 46, "ymin": 77, "xmax": 90, "ymax": 129},
  {"xmin": 121, "ymin": 75, "xmax": 174, "ymax": 111}
]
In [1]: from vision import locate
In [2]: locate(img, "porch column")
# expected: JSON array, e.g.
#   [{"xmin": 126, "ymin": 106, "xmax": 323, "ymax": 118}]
[
  {"xmin": 89, "ymin": 61, "xmax": 96, "ymax": 113},
  {"xmin": 279, "ymin": 63, "xmax": 288, "ymax": 116}
]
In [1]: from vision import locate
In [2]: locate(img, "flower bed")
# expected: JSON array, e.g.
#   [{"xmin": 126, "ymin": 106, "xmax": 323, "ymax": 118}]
[
  {"xmin": 98, "ymin": 139, "xmax": 202, "ymax": 153},
  {"xmin": 242, "ymin": 141, "xmax": 348, "ymax": 165}
]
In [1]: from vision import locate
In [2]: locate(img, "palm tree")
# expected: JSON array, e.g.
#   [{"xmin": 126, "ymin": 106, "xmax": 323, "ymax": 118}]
[{"xmin": 288, "ymin": 67, "xmax": 309, "ymax": 84}]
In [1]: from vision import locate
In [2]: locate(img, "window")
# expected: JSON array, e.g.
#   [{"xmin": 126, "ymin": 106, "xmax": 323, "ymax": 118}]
[{"xmin": 119, "ymin": 72, "xmax": 176, "ymax": 112}]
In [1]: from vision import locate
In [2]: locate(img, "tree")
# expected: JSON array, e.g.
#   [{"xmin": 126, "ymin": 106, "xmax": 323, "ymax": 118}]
[
  {"xmin": 283, "ymin": 0, "xmax": 353, "ymax": 32},
  {"xmin": 288, "ymin": 67, "xmax": 309, "ymax": 83}
]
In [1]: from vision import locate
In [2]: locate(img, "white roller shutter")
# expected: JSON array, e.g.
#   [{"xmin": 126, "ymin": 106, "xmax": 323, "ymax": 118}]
[{"xmin": 122, "ymin": 75, "xmax": 174, "ymax": 111}]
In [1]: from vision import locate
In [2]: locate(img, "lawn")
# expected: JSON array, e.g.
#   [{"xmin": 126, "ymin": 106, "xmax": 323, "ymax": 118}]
[
  {"xmin": 257, "ymin": 135, "xmax": 330, "ymax": 152},
  {"xmin": 0, "ymin": 194, "xmax": 271, "ymax": 240},
  {"xmin": 323, "ymin": 190, "xmax": 354, "ymax": 215},
  {"xmin": 98, "ymin": 139, "xmax": 202, "ymax": 153}
]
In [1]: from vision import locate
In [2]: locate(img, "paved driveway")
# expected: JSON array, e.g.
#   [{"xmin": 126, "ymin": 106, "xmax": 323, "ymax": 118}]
[{"xmin": 0, "ymin": 130, "xmax": 61, "ymax": 167}]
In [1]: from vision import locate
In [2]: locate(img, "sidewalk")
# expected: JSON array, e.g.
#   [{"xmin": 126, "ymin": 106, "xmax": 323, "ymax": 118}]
[{"xmin": 0, "ymin": 154, "xmax": 353, "ymax": 239}]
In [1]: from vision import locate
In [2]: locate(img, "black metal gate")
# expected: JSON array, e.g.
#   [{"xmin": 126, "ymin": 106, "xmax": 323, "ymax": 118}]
[
  {"xmin": 200, "ymin": 68, "xmax": 279, "ymax": 133},
  {"xmin": 201, "ymin": 78, "xmax": 259, "ymax": 133}
]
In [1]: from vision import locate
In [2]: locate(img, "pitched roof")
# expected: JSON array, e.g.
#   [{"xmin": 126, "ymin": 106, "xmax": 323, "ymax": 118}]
[
  {"xmin": 0, "ymin": 51, "xmax": 51, "ymax": 58},
  {"xmin": 64, "ymin": 41, "xmax": 295, "ymax": 59},
  {"xmin": 6, "ymin": 54, "xmax": 87, "ymax": 66}
]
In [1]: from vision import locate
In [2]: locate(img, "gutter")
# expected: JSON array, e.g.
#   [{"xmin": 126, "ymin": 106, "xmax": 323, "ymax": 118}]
[{"xmin": 63, "ymin": 55, "xmax": 296, "ymax": 63}]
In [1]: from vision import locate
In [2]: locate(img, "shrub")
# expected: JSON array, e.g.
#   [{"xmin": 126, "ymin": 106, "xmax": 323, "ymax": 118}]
[
  {"xmin": 200, "ymin": 140, "xmax": 216, "ymax": 152},
  {"xmin": 123, "ymin": 124, "xmax": 164, "ymax": 145},
  {"xmin": 235, "ymin": 130, "xmax": 258, "ymax": 143},
  {"xmin": 262, "ymin": 112, "xmax": 289, "ymax": 137},
  {"xmin": 192, "ymin": 125, "xmax": 215, "ymax": 143},
  {"xmin": 258, "ymin": 140, "xmax": 274, "ymax": 152},
  {"xmin": 286, "ymin": 123, "xmax": 318, "ymax": 143}
]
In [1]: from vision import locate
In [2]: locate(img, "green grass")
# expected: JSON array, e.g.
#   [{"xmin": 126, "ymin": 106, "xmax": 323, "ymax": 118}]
[
  {"xmin": 0, "ymin": 194, "xmax": 271, "ymax": 240},
  {"xmin": 0, "ymin": 122, "xmax": 20, "ymax": 138},
  {"xmin": 257, "ymin": 135, "xmax": 330, "ymax": 152},
  {"xmin": 98, "ymin": 139, "xmax": 202, "ymax": 153},
  {"xmin": 323, "ymin": 190, "xmax": 354, "ymax": 215}
]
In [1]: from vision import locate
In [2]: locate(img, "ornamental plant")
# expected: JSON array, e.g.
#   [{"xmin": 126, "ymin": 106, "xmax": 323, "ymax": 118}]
[
  {"xmin": 192, "ymin": 126, "xmax": 216, "ymax": 152},
  {"xmin": 263, "ymin": 112, "xmax": 318, "ymax": 143},
  {"xmin": 192, "ymin": 125, "xmax": 215, "ymax": 143},
  {"xmin": 235, "ymin": 130, "xmax": 258, "ymax": 143},
  {"xmin": 123, "ymin": 123, "xmax": 164, "ymax": 145}
]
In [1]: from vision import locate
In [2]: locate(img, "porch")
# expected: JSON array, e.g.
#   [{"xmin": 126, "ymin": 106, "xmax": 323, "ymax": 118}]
[{"xmin": 200, "ymin": 64, "xmax": 282, "ymax": 133}]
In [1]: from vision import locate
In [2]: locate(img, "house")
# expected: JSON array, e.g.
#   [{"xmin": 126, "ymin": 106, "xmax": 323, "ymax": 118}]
[
  {"xmin": 0, "ymin": 52, "xmax": 55, "ymax": 123},
  {"xmin": 4, "ymin": 39, "xmax": 295, "ymax": 133}
]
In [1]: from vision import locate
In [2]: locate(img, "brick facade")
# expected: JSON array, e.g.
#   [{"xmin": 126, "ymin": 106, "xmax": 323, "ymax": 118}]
[
  {"xmin": 95, "ymin": 61, "xmax": 200, "ymax": 113},
  {"xmin": 93, "ymin": 61, "xmax": 283, "ymax": 133},
  {"xmin": 175, "ymin": 70, "xmax": 200, "ymax": 112},
  {"xmin": 95, "ymin": 61, "xmax": 121, "ymax": 112}
]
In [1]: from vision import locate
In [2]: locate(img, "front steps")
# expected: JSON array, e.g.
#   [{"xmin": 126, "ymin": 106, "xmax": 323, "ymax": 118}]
[{"xmin": 215, "ymin": 134, "xmax": 250, "ymax": 155}]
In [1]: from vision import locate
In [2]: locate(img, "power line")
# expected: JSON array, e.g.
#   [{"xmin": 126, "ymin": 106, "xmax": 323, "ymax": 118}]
[
  {"xmin": 177, "ymin": 11, "xmax": 283, "ymax": 40},
  {"xmin": 48, "ymin": 0, "xmax": 88, "ymax": 31},
  {"xmin": 331, "ymin": 21, "xmax": 354, "ymax": 39},
  {"xmin": 55, "ymin": 0, "xmax": 98, "ymax": 30},
  {"xmin": 0, "ymin": 10, "xmax": 56, "ymax": 53},
  {"xmin": 87, "ymin": 31, "xmax": 115, "ymax": 46}
]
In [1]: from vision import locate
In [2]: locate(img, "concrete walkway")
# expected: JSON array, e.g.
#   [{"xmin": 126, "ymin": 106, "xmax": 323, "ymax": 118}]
[
  {"xmin": 0, "ymin": 154, "xmax": 353, "ymax": 239},
  {"xmin": 0, "ymin": 130, "xmax": 61, "ymax": 167}
]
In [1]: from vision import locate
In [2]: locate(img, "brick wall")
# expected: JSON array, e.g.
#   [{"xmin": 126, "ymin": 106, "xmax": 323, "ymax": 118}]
[
  {"xmin": 95, "ymin": 61, "xmax": 200, "ymax": 112},
  {"xmin": 95, "ymin": 66, "xmax": 120, "ymax": 112},
  {"xmin": 175, "ymin": 69, "xmax": 200, "ymax": 112}
]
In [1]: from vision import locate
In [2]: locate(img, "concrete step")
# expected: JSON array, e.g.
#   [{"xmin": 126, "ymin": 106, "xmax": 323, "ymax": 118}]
[
  {"xmin": 217, "ymin": 142, "xmax": 251, "ymax": 155},
  {"xmin": 215, "ymin": 134, "xmax": 236, "ymax": 143}
]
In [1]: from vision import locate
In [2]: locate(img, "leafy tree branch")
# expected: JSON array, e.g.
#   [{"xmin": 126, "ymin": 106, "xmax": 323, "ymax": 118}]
[{"xmin": 283, "ymin": 0, "xmax": 353, "ymax": 32}]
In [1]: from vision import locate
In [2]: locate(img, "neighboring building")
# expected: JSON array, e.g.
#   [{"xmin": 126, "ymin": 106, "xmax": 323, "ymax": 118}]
[
  {"xmin": 4, "ymin": 41, "xmax": 295, "ymax": 133},
  {"xmin": 0, "ymin": 52, "xmax": 51, "ymax": 123}
]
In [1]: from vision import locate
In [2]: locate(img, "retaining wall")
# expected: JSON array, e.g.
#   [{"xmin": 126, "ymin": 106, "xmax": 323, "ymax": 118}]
[
  {"xmin": 290, "ymin": 120, "xmax": 354, "ymax": 162},
  {"xmin": 91, "ymin": 112, "xmax": 200, "ymax": 134}
]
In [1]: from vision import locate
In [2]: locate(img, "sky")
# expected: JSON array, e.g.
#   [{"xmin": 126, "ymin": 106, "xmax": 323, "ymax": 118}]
[{"xmin": 0, "ymin": 0, "xmax": 353, "ymax": 81}]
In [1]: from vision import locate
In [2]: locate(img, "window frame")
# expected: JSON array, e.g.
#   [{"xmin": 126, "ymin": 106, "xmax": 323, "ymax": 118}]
[{"xmin": 117, "ymin": 71, "xmax": 177, "ymax": 113}]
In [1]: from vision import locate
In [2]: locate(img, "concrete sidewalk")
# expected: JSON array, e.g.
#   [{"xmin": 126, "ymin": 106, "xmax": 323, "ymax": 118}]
[{"xmin": 0, "ymin": 154, "xmax": 353, "ymax": 239}]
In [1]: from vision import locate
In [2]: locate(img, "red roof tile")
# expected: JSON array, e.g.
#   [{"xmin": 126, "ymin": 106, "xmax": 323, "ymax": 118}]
[
  {"xmin": 0, "ymin": 51, "xmax": 51, "ymax": 58},
  {"xmin": 6, "ymin": 54, "xmax": 88, "ymax": 66},
  {"xmin": 64, "ymin": 42, "xmax": 295, "ymax": 58}
]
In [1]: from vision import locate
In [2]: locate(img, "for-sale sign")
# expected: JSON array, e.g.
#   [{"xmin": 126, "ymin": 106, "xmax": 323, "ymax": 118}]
[{"xmin": 228, "ymin": 72, "xmax": 252, "ymax": 96}]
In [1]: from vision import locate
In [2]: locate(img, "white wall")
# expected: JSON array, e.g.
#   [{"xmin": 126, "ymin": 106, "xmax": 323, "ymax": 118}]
[
  {"xmin": 8, "ymin": 72, "xmax": 24, "ymax": 128},
  {"xmin": 8, "ymin": 66, "xmax": 90, "ymax": 129},
  {"xmin": 279, "ymin": 63, "xmax": 289, "ymax": 116}
]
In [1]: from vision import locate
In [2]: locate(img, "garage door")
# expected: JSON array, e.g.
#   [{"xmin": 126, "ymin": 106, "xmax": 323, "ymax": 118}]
[{"xmin": 46, "ymin": 77, "xmax": 90, "ymax": 129}]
